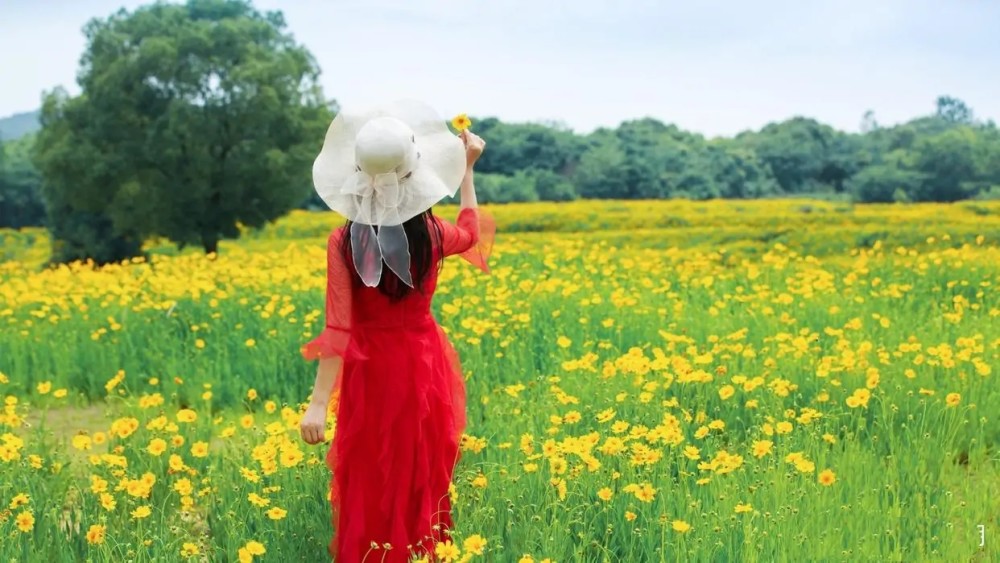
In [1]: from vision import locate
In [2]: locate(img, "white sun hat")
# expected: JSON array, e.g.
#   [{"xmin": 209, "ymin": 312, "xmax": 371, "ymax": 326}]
[{"xmin": 312, "ymin": 99, "xmax": 467, "ymax": 288}]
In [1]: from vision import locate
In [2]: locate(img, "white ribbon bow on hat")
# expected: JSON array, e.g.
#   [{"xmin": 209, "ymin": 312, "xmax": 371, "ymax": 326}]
[
  {"xmin": 312, "ymin": 104, "xmax": 467, "ymax": 289},
  {"xmin": 342, "ymin": 170, "xmax": 414, "ymax": 288}
]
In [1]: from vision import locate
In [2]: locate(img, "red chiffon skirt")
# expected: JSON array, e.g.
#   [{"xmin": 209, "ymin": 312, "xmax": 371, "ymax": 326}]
[{"xmin": 323, "ymin": 317, "xmax": 467, "ymax": 562}]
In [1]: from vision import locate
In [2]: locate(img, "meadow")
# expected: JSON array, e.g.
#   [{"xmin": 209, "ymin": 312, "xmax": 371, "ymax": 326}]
[{"xmin": 0, "ymin": 199, "xmax": 998, "ymax": 562}]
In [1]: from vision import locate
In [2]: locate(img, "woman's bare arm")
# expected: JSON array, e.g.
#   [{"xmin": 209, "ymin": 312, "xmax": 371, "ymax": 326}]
[
  {"xmin": 301, "ymin": 356, "xmax": 342, "ymax": 444},
  {"xmin": 458, "ymin": 129, "xmax": 485, "ymax": 209},
  {"xmin": 458, "ymin": 169, "xmax": 478, "ymax": 210},
  {"xmin": 309, "ymin": 357, "xmax": 342, "ymax": 408}
]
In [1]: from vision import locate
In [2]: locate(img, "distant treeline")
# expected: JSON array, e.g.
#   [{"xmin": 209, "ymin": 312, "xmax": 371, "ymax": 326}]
[
  {"xmin": 431, "ymin": 96, "xmax": 1000, "ymax": 206},
  {"xmin": 0, "ymin": 0, "xmax": 997, "ymax": 266},
  {"xmin": 8, "ymin": 96, "xmax": 999, "ymax": 233}
]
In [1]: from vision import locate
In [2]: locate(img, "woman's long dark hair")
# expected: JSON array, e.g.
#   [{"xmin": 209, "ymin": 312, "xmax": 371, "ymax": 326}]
[{"xmin": 340, "ymin": 209, "xmax": 444, "ymax": 301}]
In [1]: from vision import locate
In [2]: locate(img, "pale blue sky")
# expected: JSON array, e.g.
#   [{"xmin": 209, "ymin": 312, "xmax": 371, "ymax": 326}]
[{"xmin": 1, "ymin": 0, "xmax": 998, "ymax": 137}]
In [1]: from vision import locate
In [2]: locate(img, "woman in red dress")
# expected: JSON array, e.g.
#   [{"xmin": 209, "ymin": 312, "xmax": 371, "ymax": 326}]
[{"xmin": 298, "ymin": 100, "xmax": 494, "ymax": 562}]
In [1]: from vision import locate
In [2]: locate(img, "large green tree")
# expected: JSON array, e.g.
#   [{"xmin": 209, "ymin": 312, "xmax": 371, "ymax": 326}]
[
  {"xmin": 34, "ymin": 0, "xmax": 331, "ymax": 262},
  {"xmin": 735, "ymin": 117, "xmax": 862, "ymax": 194},
  {"xmin": 910, "ymin": 127, "xmax": 982, "ymax": 202}
]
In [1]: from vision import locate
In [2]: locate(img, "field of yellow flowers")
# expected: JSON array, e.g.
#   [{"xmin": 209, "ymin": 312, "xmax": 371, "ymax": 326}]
[{"xmin": 0, "ymin": 199, "xmax": 998, "ymax": 562}]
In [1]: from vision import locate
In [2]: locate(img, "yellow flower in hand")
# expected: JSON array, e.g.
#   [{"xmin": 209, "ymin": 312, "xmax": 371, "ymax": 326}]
[{"xmin": 451, "ymin": 113, "xmax": 472, "ymax": 131}]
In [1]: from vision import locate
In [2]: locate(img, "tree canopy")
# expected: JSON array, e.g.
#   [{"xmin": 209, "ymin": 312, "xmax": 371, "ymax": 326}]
[{"xmin": 31, "ymin": 0, "xmax": 332, "ymax": 263}]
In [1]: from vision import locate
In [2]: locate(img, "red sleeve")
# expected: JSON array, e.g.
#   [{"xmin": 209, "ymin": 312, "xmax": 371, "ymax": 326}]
[
  {"xmin": 300, "ymin": 228, "xmax": 353, "ymax": 360},
  {"xmin": 438, "ymin": 207, "xmax": 496, "ymax": 274}
]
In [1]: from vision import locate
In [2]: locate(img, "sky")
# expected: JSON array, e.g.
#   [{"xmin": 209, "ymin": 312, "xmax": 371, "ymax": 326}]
[{"xmin": 1, "ymin": 0, "xmax": 998, "ymax": 137}]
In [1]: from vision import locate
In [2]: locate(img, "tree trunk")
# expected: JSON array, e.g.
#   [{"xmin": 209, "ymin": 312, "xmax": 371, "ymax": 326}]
[{"xmin": 202, "ymin": 234, "xmax": 219, "ymax": 255}]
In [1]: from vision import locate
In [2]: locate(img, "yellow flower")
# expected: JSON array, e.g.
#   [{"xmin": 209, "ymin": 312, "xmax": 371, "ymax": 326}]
[
  {"xmin": 945, "ymin": 392, "xmax": 961, "ymax": 407},
  {"xmin": 818, "ymin": 469, "xmax": 837, "ymax": 486},
  {"xmin": 86, "ymin": 524, "xmax": 106, "ymax": 545},
  {"xmin": 671, "ymin": 519, "xmax": 692, "ymax": 533},
  {"xmin": 463, "ymin": 534, "xmax": 487, "ymax": 555},
  {"xmin": 734, "ymin": 503, "xmax": 753, "ymax": 513},
  {"xmin": 852, "ymin": 388, "xmax": 872, "ymax": 407},
  {"xmin": 177, "ymin": 409, "xmax": 197, "ymax": 423},
  {"xmin": 110, "ymin": 417, "xmax": 140, "ymax": 438},
  {"xmin": 266, "ymin": 507, "xmax": 287, "ymax": 520},
  {"xmin": 471, "ymin": 473, "xmax": 488, "ymax": 488},
  {"xmin": 174, "ymin": 478, "xmax": 194, "ymax": 496},
  {"xmin": 597, "ymin": 487, "xmax": 613, "ymax": 501},
  {"xmin": 241, "ymin": 467, "xmax": 261, "ymax": 483},
  {"xmin": 551, "ymin": 477, "xmax": 567, "ymax": 500},
  {"xmin": 245, "ymin": 338, "xmax": 256, "ymax": 348},
  {"xmin": 147, "ymin": 438, "xmax": 167, "ymax": 456},
  {"xmin": 131, "ymin": 505, "xmax": 152, "ymax": 519},
  {"xmin": 169, "ymin": 453, "xmax": 187, "ymax": 471},
  {"xmin": 125, "ymin": 479, "xmax": 147, "ymax": 498},
  {"xmin": 795, "ymin": 458, "xmax": 815, "ymax": 473},
  {"xmin": 99, "ymin": 493, "xmax": 116, "ymax": 511},
  {"xmin": 247, "ymin": 389, "xmax": 258, "ymax": 401},
  {"xmin": 518, "ymin": 556, "xmax": 535, "ymax": 563},
  {"xmin": 15, "ymin": 510, "xmax": 34, "ymax": 532},
  {"xmin": 72, "ymin": 435, "xmax": 93, "ymax": 451},
  {"xmin": 181, "ymin": 543, "xmax": 200, "ymax": 557},
  {"xmin": 596, "ymin": 408, "xmax": 616, "ymax": 423},
  {"xmin": 451, "ymin": 113, "xmax": 472, "ymax": 131},
  {"xmin": 630, "ymin": 482, "xmax": 657, "ymax": 503},
  {"xmin": 751, "ymin": 440, "xmax": 773, "ymax": 458},
  {"xmin": 435, "ymin": 540, "xmax": 461, "ymax": 562},
  {"xmin": 191, "ymin": 441, "xmax": 209, "ymax": 458},
  {"xmin": 244, "ymin": 541, "xmax": 266, "ymax": 556},
  {"xmin": 36, "ymin": 381, "xmax": 52, "ymax": 394},
  {"xmin": 784, "ymin": 451, "xmax": 804, "ymax": 464},
  {"xmin": 9, "ymin": 493, "xmax": 29, "ymax": 509}
]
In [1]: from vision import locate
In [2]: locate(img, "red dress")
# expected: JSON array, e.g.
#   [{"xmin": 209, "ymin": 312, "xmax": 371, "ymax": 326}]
[{"xmin": 301, "ymin": 207, "xmax": 495, "ymax": 562}]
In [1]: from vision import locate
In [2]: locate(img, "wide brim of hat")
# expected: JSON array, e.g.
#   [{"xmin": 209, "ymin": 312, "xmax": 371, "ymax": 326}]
[{"xmin": 312, "ymin": 99, "xmax": 467, "ymax": 224}]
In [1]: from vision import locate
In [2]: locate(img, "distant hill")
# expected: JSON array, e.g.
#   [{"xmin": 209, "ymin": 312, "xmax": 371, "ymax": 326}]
[{"xmin": 0, "ymin": 110, "xmax": 41, "ymax": 141}]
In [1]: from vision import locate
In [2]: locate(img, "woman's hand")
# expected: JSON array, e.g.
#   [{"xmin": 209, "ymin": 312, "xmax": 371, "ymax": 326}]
[
  {"xmin": 300, "ymin": 402, "xmax": 328, "ymax": 445},
  {"xmin": 460, "ymin": 130, "xmax": 486, "ymax": 168}
]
